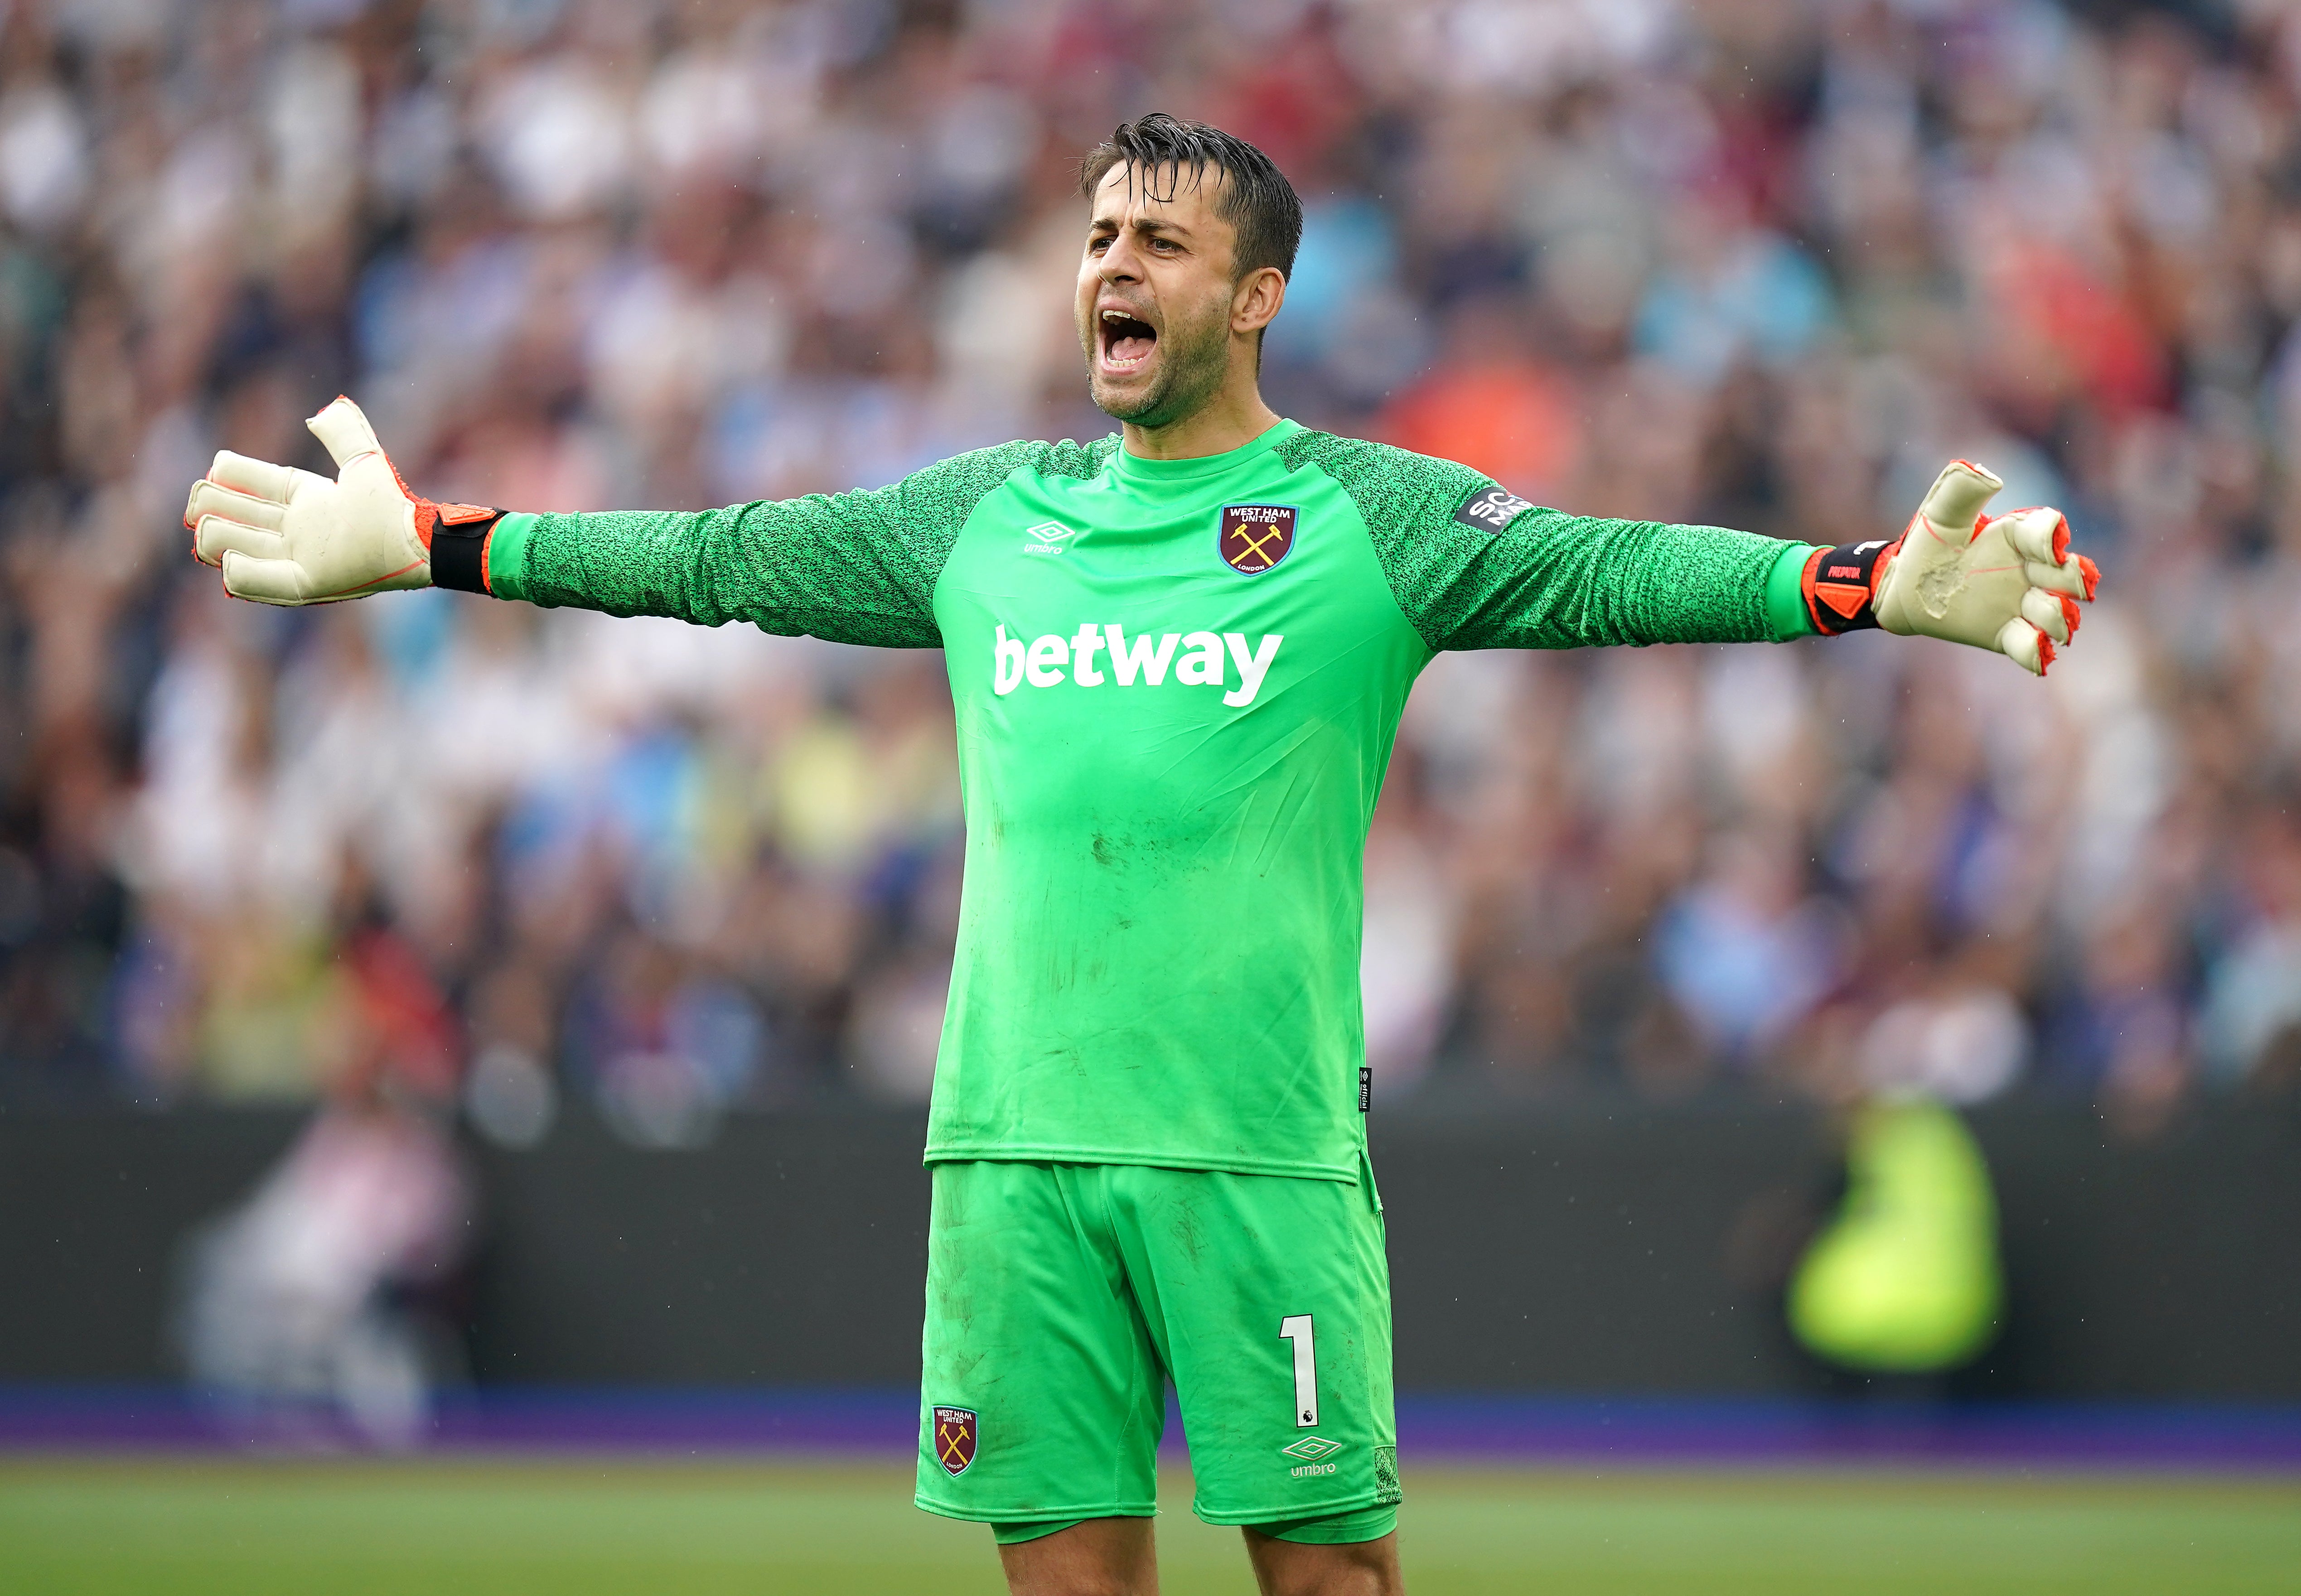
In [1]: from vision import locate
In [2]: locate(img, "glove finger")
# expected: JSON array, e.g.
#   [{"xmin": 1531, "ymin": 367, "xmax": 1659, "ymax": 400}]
[
  {"xmin": 306, "ymin": 395, "xmax": 383, "ymax": 470},
  {"xmin": 1916, "ymin": 459, "xmax": 2005, "ymax": 547},
  {"xmin": 219, "ymin": 551, "xmax": 315, "ymax": 606},
  {"xmin": 2022, "ymin": 555, "xmax": 2098, "ymax": 600},
  {"xmin": 2020, "ymin": 585, "xmax": 2073, "ymax": 645},
  {"xmin": 206, "ymin": 449, "xmax": 300, "ymax": 506},
  {"xmin": 187, "ymin": 479, "xmax": 287, "ymax": 534},
  {"xmin": 194, "ymin": 515, "xmax": 288, "ymax": 567},
  {"xmin": 1990, "ymin": 507, "xmax": 2069, "ymax": 566},
  {"xmin": 1993, "ymin": 616, "xmax": 2051, "ymax": 676}
]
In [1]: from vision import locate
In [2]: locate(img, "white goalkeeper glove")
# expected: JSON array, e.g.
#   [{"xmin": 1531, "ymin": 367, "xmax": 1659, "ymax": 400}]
[
  {"xmin": 184, "ymin": 396, "xmax": 503, "ymax": 604},
  {"xmin": 1799, "ymin": 460, "xmax": 2099, "ymax": 675}
]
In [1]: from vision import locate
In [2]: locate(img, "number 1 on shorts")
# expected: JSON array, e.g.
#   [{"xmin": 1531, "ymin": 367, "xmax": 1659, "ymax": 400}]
[{"xmin": 1280, "ymin": 1314, "xmax": 1318, "ymax": 1427}]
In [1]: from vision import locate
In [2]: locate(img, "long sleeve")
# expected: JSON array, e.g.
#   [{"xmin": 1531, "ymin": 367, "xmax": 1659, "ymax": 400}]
[
  {"xmin": 483, "ymin": 439, "xmax": 1082, "ymax": 649},
  {"xmin": 1274, "ymin": 429, "xmax": 1814, "ymax": 651}
]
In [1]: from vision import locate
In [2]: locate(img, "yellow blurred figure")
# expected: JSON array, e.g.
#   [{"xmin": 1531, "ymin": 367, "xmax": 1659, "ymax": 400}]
[{"xmin": 1789, "ymin": 1099, "xmax": 2003, "ymax": 1374}]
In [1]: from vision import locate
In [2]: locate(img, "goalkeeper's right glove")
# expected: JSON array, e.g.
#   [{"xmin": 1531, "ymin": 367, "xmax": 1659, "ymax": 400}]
[{"xmin": 184, "ymin": 396, "xmax": 503, "ymax": 604}]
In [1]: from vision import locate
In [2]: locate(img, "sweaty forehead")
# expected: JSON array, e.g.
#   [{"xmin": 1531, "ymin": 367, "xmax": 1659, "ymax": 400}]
[{"xmin": 1092, "ymin": 161, "xmax": 1228, "ymax": 231}]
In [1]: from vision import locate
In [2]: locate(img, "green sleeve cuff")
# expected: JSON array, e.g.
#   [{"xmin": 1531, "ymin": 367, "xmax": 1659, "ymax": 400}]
[
  {"xmin": 1764, "ymin": 542, "xmax": 1818, "ymax": 641},
  {"xmin": 483, "ymin": 512, "xmax": 540, "ymax": 602}
]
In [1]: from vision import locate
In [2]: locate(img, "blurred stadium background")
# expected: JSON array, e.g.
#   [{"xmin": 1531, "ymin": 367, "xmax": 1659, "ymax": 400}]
[{"xmin": 0, "ymin": 0, "xmax": 2297, "ymax": 1589}]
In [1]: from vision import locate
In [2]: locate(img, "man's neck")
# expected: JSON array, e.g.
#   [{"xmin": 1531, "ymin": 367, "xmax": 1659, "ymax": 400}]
[{"xmin": 1119, "ymin": 372, "xmax": 1281, "ymax": 462}]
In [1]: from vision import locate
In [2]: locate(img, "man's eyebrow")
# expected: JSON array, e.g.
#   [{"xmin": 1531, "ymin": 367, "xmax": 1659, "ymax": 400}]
[{"xmin": 1087, "ymin": 214, "xmax": 1195, "ymax": 241}]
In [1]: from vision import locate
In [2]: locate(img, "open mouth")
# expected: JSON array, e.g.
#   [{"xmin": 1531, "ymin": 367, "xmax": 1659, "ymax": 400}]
[{"xmin": 1099, "ymin": 307, "xmax": 1158, "ymax": 373}]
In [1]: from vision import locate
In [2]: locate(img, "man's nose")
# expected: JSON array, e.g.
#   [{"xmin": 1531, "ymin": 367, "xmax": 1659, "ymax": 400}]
[{"xmin": 1099, "ymin": 233, "xmax": 1143, "ymax": 283}]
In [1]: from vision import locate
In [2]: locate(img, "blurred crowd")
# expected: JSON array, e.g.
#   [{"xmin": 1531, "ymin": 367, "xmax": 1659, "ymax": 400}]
[{"xmin": 0, "ymin": 0, "xmax": 2298, "ymax": 1141}]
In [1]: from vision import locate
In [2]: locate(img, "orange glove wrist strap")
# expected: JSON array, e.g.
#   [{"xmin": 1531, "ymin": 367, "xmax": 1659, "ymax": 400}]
[{"xmin": 1802, "ymin": 537, "xmax": 1899, "ymax": 636}]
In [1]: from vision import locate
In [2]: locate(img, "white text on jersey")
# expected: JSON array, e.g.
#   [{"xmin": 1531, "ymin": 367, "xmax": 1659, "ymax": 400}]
[{"xmin": 993, "ymin": 624, "xmax": 1283, "ymax": 709}]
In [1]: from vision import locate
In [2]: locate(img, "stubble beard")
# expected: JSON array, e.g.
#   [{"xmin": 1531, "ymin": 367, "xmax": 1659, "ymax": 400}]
[{"xmin": 1087, "ymin": 302, "xmax": 1231, "ymax": 429}]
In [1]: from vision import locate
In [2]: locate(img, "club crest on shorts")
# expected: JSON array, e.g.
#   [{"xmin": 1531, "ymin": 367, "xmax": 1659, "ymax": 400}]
[
  {"xmin": 933, "ymin": 1406, "xmax": 978, "ymax": 1476},
  {"xmin": 1220, "ymin": 504, "xmax": 1297, "ymax": 574}
]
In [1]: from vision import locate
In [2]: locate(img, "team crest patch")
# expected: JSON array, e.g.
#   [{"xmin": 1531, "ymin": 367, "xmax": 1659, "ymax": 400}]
[
  {"xmin": 1220, "ymin": 504, "xmax": 1297, "ymax": 574},
  {"xmin": 933, "ymin": 1406, "xmax": 978, "ymax": 1476}
]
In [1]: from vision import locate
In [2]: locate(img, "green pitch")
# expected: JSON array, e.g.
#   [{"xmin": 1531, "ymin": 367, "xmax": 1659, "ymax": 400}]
[{"xmin": 3, "ymin": 1456, "xmax": 2295, "ymax": 1594}]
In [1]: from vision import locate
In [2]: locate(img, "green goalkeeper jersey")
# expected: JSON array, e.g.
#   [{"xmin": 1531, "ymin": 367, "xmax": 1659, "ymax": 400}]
[{"xmin": 486, "ymin": 420, "xmax": 1813, "ymax": 1181}]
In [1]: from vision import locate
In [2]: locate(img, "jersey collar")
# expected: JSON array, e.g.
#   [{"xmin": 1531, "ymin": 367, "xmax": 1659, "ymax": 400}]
[{"xmin": 1109, "ymin": 418, "xmax": 1301, "ymax": 485}]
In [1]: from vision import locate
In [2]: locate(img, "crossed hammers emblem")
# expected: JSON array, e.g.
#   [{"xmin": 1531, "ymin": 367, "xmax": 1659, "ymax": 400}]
[
  {"xmin": 1228, "ymin": 522, "xmax": 1285, "ymax": 569},
  {"xmin": 935, "ymin": 1410, "xmax": 976, "ymax": 1474}
]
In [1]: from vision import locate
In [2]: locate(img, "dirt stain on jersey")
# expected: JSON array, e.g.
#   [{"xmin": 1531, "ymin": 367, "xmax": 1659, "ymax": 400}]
[{"xmin": 1168, "ymin": 1196, "xmax": 1208, "ymax": 1267}]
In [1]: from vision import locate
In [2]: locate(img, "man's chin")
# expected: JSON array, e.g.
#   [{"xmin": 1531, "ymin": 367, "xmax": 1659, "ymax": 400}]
[
  {"xmin": 1088, "ymin": 334, "xmax": 1224, "ymax": 428},
  {"xmin": 1089, "ymin": 370, "xmax": 1165, "ymax": 424}
]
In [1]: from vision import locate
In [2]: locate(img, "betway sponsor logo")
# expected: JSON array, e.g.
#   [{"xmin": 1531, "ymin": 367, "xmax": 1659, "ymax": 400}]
[{"xmin": 993, "ymin": 624, "xmax": 1283, "ymax": 709}]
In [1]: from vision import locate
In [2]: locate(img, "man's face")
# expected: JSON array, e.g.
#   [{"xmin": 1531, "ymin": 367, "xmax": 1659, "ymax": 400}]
[{"xmin": 1076, "ymin": 163, "xmax": 1243, "ymax": 427}]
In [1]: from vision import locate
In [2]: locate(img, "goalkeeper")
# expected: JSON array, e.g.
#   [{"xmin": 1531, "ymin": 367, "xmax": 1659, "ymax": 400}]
[{"xmin": 184, "ymin": 114, "xmax": 2096, "ymax": 1596}]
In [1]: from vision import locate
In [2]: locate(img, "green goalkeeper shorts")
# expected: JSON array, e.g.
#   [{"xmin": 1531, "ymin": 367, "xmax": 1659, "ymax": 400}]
[{"xmin": 914, "ymin": 1158, "xmax": 1400, "ymax": 1538}]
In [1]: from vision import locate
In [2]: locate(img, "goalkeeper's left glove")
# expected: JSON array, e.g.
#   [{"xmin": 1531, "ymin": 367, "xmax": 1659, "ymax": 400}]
[
  {"xmin": 1799, "ymin": 460, "xmax": 2100, "ymax": 675},
  {"xmin": 184, "ymin": 395, "xmax": 504, "ymax": 605}
]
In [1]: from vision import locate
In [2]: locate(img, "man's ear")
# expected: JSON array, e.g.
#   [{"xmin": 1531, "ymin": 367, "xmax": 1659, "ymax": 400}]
[{"xmin": 1233, "ymin": 266, "xmax": 1287, "ymax": 337}]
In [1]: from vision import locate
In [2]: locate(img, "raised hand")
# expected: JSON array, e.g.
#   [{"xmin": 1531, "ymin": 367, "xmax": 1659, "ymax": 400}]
[{"xmin": 184, "ymin": 397, "xmax": 498, "ymax": 606}]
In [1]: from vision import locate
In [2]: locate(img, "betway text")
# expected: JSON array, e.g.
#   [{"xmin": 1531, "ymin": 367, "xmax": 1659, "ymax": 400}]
[{"xmin": 993, "ymin": 625, "xmax": 1284, "ymax": 709}]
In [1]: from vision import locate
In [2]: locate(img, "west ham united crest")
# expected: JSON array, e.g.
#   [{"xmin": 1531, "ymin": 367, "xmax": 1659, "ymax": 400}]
[
  {"xmin": 933, "ymin": 1406, "xmax": 978, "ymax": 1476},
  {"xmin": 1220, "ymin": 504, "xmax": 1297, "ymax": 574}
]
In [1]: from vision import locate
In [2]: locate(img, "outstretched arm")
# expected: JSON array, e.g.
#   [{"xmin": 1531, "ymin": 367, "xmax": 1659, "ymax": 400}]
[
  {"xmin": 1290, "ymin": 435, "xmax": 2096, "ymax": 672},
  {"xmin": 184, "ymin": 396, "xmax": 1048, "ymax": 649},
  {"xmin": 479, "ymin": 490, "xmax": 948, "ymax": 648},
  {"xmin": 1387, "ymin": 494, "xmax": 1810, "ymax": 653}
]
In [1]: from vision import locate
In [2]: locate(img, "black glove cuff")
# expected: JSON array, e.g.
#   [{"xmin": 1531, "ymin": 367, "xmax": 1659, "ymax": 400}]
[
  {"xmin": 430, "ymin": 510, "xmax": 505, "ymax": 595},
  {"xmin": 1802, "ymin": 538, "xmax": 1898, "ymax": 636}
]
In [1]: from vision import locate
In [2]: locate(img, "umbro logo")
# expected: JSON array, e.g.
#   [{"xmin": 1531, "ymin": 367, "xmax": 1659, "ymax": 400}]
[
  {"xmin": 1023, "ymin": 521, "xmax": 1077, "ymax": 555},
  {"xmin": 1280, "ymin": 1437, "xmax": 1341, "ymax": 1461}
]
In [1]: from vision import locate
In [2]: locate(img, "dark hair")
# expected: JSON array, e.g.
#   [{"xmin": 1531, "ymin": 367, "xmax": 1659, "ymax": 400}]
[{"xmin": 1078, "ymin": 113, "xmax": 1303, "ymax": 284}]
